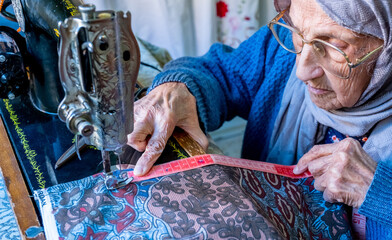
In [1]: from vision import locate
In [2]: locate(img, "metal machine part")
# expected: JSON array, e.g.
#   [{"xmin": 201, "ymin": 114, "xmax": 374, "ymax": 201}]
[
  {"xmin": 10, "ymin": 0, "xmax": 25, "ymax": 31},
  {"xmin": 10, "ymin": 0, "xmax": 83, "ymax": 114},
  {"xmin": 57, "ymin": 4, "xmax": 140, "ymax": 175},
  {"xmin": 0, "ymin": 26, "xmax": 28, "ymax": 99}
]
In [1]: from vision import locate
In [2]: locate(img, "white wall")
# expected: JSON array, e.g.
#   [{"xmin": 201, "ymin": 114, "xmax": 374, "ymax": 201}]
[{"xmin": 84, "ymin": 0, "xmax": 276, "ymax": 58}]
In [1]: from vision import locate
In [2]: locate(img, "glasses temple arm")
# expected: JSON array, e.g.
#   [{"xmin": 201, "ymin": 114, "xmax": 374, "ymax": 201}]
[{"xmin": 350, "ymin": 45, "xmax": 383, "ymax": 68}]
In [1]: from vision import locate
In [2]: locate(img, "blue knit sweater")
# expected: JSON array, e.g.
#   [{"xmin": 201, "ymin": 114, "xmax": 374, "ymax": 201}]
[{"xmin": 150, "ymin": 25, "xmax": 392, "ymax": 239}]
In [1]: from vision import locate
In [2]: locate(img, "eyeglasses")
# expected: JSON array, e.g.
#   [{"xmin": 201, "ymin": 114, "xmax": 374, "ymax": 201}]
[{"xmin": 268, "ymin": 10, "xmax": 383, "ymax": 79}]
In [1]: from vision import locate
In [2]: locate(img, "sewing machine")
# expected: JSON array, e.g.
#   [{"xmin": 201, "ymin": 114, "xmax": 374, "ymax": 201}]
[
  {"xmin": 57, "ymin": 3, "xmax": 142, "ymax": 189},
  {"xmin": 1, "ymin": 0, "xmax": 142, "ymax": 186}
]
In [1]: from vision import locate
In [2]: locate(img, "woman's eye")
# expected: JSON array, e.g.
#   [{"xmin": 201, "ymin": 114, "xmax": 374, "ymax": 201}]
[{"xmin": 328, "ymin": 39, "xmax": 349, "ymax": 49}]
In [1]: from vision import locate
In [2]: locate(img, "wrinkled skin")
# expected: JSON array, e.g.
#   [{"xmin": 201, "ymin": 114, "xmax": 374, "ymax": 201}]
[
  {"xmin": 294, "ymin": 138, "xmax": 377, "ymax": 208},
  {"xmin": 289, "ymin": 0, "xmax": 382, "ymax": 208},
  {"xmin": 290, "ymin": 0, "xmax": 383, "ymax": 111},
  {"xmin": 127, "ymin": 82, "xmax": 208, "ymax": 176}
]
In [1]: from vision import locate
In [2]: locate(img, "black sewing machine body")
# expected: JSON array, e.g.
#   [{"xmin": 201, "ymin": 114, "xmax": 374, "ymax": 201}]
[
  {"xmin": 0, "ymin": 0, "xmax": 103, "ymax": 191},
  {"xmin": 4, "ymin": 0, "xmax": 85, "ymax": 114},
  {"xmin": 0, "ymin": 0, "xmax": 187, "ymax": 193},
  {"xmin": 0, "ymin": 0, "xmax": 105, "ymax": 187}
]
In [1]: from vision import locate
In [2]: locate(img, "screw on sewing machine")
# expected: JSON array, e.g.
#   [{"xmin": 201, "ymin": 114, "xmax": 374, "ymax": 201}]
[
  {"xmin": 81, "ymin": 41, "xmax": 93, "ymax": 53},
  {"xmin": 7, "ymin": 92, "xmax": 14, "ymax": 100},
  {"xmin": 77, "ymin": 120, "xmax": 93, "ymax": 137},
  {"xmin": 98, "ymin": 35, "xmax": 109, "ymax": 51},
  {"xmin": 1, "ymin": 73, "xmax": 8, "ymax": 83}
]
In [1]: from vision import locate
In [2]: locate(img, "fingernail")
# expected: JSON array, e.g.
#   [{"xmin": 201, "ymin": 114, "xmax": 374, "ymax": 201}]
[
  {"xmin": 134, "ymin": 165, "xmax": 143, "ymax": 176},
  {"xmin": 293, "ymin": 166, "xmax": 299, "ymax": 174}
]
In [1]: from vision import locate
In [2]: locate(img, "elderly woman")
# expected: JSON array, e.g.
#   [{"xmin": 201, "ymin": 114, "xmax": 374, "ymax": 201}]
[{"xmin": 128, "ymin": 0, "xmax": 392, "ymax": 237}]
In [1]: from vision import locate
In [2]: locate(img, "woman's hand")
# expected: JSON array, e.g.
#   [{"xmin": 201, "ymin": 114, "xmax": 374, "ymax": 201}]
[
  {"xmin": 293, "ymin": 138, "xmax": 377, "ymax": 208},
  {"xmin": 127, "ymin": 82, "xmax": 208, "ymax": 176}
]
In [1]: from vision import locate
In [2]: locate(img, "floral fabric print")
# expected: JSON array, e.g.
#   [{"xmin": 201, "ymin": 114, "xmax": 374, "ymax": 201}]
[
  {"xmin": 325, "ymin": 127, "xmax": 368, "ymax": 145},
  {"xmin": 35, "ymin": 163, "xmax": 353, "ymax": 239}
]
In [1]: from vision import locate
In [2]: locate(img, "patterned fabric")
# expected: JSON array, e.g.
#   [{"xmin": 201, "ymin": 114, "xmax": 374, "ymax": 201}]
[
  {"xmin": 35, "ymin": 162, "xmax": 353, "ymax": 239},
  {"xmin": 0, "ymin": 169, "xmax": 22, "ymax": 239},
  {"xmin": 324, "ymin": 127, "xmax": 368, "ymax": 145}
]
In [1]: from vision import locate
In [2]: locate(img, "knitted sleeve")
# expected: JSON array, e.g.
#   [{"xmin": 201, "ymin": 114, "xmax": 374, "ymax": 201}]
[
  {"xmin": 359, "ymin": 162, "xmax": 392, "ymax": 230},
  {"xmin": 149, "ymin": 25, "xmax": 293, "ymax": 132}
]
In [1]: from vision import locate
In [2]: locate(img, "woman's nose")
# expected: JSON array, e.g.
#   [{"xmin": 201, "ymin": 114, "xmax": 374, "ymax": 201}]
[{"xmin": 296, "ymin": 44, "xmax": 324, "ymax": 81}]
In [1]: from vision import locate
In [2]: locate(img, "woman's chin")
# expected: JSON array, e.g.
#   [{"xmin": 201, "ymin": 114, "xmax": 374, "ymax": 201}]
[{"xmin": 309, "ymin": 93, "xmax": 340, "ymax": 111}]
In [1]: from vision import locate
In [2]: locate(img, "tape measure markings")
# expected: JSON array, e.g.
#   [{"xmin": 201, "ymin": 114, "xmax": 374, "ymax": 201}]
[{"xmin": 127, "ymin": 154, "xmax": 311, "ymax": 182}]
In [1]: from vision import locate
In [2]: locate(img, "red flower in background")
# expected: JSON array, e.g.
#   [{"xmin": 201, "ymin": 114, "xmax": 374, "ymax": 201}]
[{"xmin": 216, "ymin": 1, "xmax": 228, "ymax": 18}]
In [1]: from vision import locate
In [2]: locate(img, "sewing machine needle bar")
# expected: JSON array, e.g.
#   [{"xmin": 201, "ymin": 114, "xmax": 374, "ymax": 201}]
[
  {"xmin": 102, "ymin": 151, "xmax": 111, "ymax": 173},
  {"xmin": 116, "ymin": 148, "xmax": 123, "ymax": 171}
]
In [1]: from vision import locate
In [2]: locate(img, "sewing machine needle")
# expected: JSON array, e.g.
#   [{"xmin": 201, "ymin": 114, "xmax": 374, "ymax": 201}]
[
  {"xmin": 118, "ymin": 154, "xmax": 122, "ymax": 171},
  {"xmin": 116, "ymin": 148, "xmax": 123, "ymax": 171}
]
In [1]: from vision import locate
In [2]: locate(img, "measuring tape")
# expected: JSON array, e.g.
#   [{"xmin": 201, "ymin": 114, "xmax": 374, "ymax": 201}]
[
  {"xmin": 117, "ymin": 154, "xmax": 366, "ymax": 239},
  {"xmin": 126, "ymin": 154, "xmax": 311, "ymax": 181}
]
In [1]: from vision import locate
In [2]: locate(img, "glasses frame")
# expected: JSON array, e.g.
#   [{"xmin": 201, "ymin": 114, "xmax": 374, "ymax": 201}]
[{"xmin": 268, "ymin": 10, "xmax": 383, "ymax": 79}]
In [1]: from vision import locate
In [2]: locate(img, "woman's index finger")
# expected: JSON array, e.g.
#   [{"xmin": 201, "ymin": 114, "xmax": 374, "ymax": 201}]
[{"xmin": 294, "ymin": 142, "xmax": 338, "ymax": 174}]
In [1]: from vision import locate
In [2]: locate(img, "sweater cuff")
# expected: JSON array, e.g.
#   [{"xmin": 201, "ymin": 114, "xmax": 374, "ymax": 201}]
[
  {"xmin": 366, "ymin": 219, "xmax": 392, "ymax": 239},
  {"xmin": 359, "ymin": 162, "xmax": 392, "ymax": 227}
]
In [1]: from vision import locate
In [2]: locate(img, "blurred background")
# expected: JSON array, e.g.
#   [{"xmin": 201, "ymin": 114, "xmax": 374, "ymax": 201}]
[
  {"xmin": 84, "ymin": 0, "xmax": 277, "ymax": 157},
  {"xmin": 85, "ymin": 0, "xmax": 276, "ymax": 58}
]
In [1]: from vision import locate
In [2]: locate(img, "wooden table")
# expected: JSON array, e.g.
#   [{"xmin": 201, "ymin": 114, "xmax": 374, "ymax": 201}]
[{"xmin": 0, "ymin": 117, "xmax": 45, "ymax": 240}]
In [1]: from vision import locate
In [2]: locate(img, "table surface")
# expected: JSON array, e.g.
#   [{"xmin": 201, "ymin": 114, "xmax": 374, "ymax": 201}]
[{"xmin": 0, "ymin": 116, "xmax": 44, "ymax": 239}]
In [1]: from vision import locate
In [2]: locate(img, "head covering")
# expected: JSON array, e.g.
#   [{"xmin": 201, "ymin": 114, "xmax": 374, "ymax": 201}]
[
  {"xmin": 315, "ymin": 0, "xmax": 392, "ymax": 105},
  {"xmin": 267, "ymin": 0, "xmax": 392, "ymax": 164}
]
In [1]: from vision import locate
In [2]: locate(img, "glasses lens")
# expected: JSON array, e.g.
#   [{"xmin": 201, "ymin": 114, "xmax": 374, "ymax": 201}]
[
  {"xmin": 271, "ymin": 23, "xmax": 299, "ymax": 53},
  {"xmin": 270, "ymin": 21, "xmax": 352, "ymax": 79},
  {"xmin": 313, "ymin": 40, "xmax": 350, "ymax": 78}
]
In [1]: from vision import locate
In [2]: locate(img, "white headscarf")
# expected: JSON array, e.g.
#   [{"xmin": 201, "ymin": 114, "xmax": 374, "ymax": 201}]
[{"xmin": 267, "ymin": 0, "xmax": 392, "ymax": 165}]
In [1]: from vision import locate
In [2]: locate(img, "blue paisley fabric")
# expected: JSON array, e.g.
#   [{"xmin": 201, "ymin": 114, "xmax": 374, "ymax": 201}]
[
  {"xmin": 34, "ymin": 163, "xmax": 353, "ymax": 240},
  {"xmin": 0, "ymin": 169, "xmax": 22, "ymax": 240}
]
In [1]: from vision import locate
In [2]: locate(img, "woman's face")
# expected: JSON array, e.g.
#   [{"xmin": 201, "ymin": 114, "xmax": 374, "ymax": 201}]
[{"xmin": 289, "ymin": 0, "xmax": 383, "ymax": 110}]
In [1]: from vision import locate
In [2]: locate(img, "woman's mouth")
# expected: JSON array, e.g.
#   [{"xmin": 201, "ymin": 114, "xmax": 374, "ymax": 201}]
[{"xmin": 307, "ymin": 85, "xmax": 331, "ymax": 95}]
